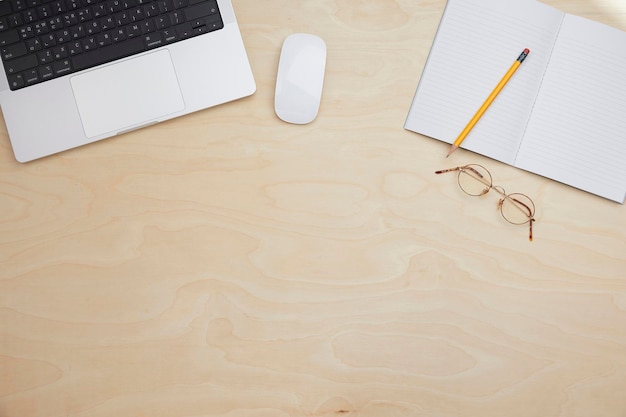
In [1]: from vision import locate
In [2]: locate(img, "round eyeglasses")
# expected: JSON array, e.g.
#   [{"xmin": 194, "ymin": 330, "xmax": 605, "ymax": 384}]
[{"xmin": 436, "ymin": 164, "xmax": 536, "ymax": 241}]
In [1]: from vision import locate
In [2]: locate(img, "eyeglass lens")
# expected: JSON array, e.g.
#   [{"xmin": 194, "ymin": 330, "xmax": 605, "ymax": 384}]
[
  {"xmin": 500, "ymin": 193, "xmax": 535, "ymax": 225},
  {"xmin": 457, "ymin": 164, "xmax": 492, "ymax": 196},
  {"xmin": 457, "ymin": 164, "xmax": 535, "ymax": 225}
]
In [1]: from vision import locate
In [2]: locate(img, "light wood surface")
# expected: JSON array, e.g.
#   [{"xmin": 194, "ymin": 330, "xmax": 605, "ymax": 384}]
[{"xmin": 2, "ymin": 1, "xmax": 626, "ymax": 416}]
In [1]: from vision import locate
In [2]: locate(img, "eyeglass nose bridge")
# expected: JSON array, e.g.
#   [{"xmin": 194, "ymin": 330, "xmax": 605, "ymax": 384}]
[{"xmin": 492, "ymin": 185, "xmax": 507, "ymax": 196}]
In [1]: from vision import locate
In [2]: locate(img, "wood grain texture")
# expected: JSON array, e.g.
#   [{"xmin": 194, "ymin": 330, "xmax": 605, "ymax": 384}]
[{"xmin": 1, "ymin": 1, "xmax": 626, "ymax": 416}]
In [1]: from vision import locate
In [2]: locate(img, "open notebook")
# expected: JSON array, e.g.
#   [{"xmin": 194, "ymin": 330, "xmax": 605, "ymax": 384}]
[{"xmin": 405, "ymin": 0, "xmax": 626, "ymax": 203}]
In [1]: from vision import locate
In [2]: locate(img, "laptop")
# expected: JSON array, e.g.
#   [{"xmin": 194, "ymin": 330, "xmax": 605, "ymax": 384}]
[{"xmin": 0, "ymin": 0, "xmax": 256, "ymax": 162}]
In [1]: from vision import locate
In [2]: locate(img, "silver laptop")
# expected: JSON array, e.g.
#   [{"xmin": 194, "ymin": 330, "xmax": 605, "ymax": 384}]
[{"xmin": 0, "ymin": 0, "xmax": 256, "ymax": 162}]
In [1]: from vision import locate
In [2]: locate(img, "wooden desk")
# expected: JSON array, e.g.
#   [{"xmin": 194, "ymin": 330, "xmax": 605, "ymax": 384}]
[{"xmin": 1, "ymin": 1, "xmax": 625, "ymax": 416}]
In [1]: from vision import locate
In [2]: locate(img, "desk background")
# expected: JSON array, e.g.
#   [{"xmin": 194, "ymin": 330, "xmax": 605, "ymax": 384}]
[{"xmin": 1, "ymin": 1, "xmax": 625, "ymax": 416}]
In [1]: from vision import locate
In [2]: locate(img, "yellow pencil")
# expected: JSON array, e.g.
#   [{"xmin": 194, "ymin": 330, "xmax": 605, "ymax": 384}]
[{"xmin": 447, "ymin": 48, "xmax": 530, "ymax": 158}]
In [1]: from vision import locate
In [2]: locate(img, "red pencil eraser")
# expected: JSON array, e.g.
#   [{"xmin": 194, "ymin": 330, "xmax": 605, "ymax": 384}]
[{"xmin": 524, "ymin": 48, "xmax": 530, "ymax": 54}]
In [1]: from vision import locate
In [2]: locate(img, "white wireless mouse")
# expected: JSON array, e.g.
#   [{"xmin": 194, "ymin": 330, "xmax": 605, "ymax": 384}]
[{"xmin": 274, "ymin": 33, "xmax": 327, "ymax": 124}]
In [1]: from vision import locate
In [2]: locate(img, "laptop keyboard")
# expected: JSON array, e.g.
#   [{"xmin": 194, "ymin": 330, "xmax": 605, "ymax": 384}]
[{"xmin": 0, "ymin": 0, "xmax": 224, "ymax": 91}]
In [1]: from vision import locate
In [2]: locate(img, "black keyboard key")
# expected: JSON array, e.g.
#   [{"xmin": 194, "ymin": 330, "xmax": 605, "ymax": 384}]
[
  {"xmin": 39, "ymin": 64, "xmax": 54, "ymax": 80},
  {"xmin": 25, "ymin": 37, "xmax": 42, "ymax": 53},
  {"xmin": 161, "ymin": 28, "xmax": 177, "ymax": 43},
  {"xmin": 0, "ymin": 30, "xmax": 20, "ymax": 46},
  {"xmin": 155, "ymin": 15, "xmax": 169, "ymax": 30},
  {"xmin": 107, "ymin": 0, "xmax": 123, "ymax": 14},
  {"xmin": 96, "ymin": 32, "xmax": 112, "ymax": 47},
  {"xmin": 111, "ymin": 27, "xmax": 126, "ymax": 42},
  {"xmin": 71, "ymin": 35, "xmax": 143, "ymax": 71},
  {"xmin": 1, "ymin": 42, "xmax": 27, "ymax": 60},
  {"xmin": 139, "ymin": 19, "xmax": 154, "ymax": 33},
  {"xmin": 0, "ymin": 2, "xmax": 13, "ymax": 17},
  {"xmin": 144, "ymin": 32, "xmax": 162, "ymax": 49},
  {"xmin": 169, "ymin": 10, "xmax": 184, "ymax": 25},
  {"xmin": 37, "ymin": 4, "xmax": 53, "ymax": 19},
  {"xmin": 11, "ymin": 1, "xmax": 27, "ymax": 13},
  {"xmin": 38, "ymin": 49, "xmax": 54, "ymax": 64},
  {"xmin": 81, "ymin": 36, "xmax": 97, "ymax": 51},
  {"xmin": 174, "ymin": 22, "xmax": 192, "ymax": 39},
  {"xmin": 7, "ymin": 13, "xmax": 23, "ymax": 28},
  {"xmin": 158, "ymin": 0, "xmax": 174, "ymax": 14},
  {"xmin": 68, "ymin": 40, "xmax": 83, "ymax": 55},
  {"xmin": 24, "ymin": 68, "xmax": 39, "ymax": 85},
  {"xmin": 41, "ymin": 33, "xmax": 56, "ymax": 48},
  {"xmin": 52, "ymin": 45, "xmax": 68, "ymax": 59},
  {"xmin": 7, "ymin": 73, "xmax": 24, "ymax": 89},
  {"xmin": 92, "ymin": 4, "xmax": 107, "ymax": 18},
  {"xmin": 48, "ymin": 17, "xmax": 63, "ymax": 31},
  {"xmin": 4, "ymin": 53, "xmax": 38, "ymax": 74},
  {"xmin": 53, "ymin": 58, "xmax": 71, "ymax": 75},
  {"xmin": 128, "ymin": 7, "xmax": 144, "ymax": 22},
  {"xmin": 100, "ymin": 16, "xmax": 115, "ymax": 31},
  {"xmin": 51, "ymin": 1, "xmax": 67, "ymax": 15},
  {"xmin": 143, "ymin": 3, "xmax": 159, "ymax": 18},
  {"xmin": 23, "ymin": 9, "xmax": 37, "ymax": 24},
  {"xmin": 34, "ymin": 22, "xmax": 50, "ymax": 36},
  {"xmin": 184, "ymin": 1, "xmax": 218, "ymax": 21},
  {"xmin": 67, "ymin": 0, "xmax": 81, "ymax": 11},
  {"xmin": 204, "ymin": 14, "xmax": 222, "ymax": 31}
]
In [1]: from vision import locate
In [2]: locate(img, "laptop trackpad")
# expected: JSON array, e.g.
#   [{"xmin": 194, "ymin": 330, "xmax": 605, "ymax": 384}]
[{"xmin": 71, "ymin": 50, "xmax": 185, "ymax": 138}]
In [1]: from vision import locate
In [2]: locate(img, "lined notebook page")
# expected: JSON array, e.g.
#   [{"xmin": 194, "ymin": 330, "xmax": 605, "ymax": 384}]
[
  {"xmin": 405, "ymin": 0, "xmax": 563, "ymax": 164},
  {"xmin": 515, "ymin": 15, "xmax": 626, "ymax": 203}
]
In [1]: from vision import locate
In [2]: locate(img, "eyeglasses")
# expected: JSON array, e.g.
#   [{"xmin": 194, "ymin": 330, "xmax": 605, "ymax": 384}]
[{"xmin": 435, "ymin": 164, "xmax": 536, "ymax": 241}]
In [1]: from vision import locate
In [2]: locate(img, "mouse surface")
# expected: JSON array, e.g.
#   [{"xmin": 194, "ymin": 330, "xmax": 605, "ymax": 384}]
[{"xmin": 274, "ymin": 33, "xmax": 327, "ymax": 124}]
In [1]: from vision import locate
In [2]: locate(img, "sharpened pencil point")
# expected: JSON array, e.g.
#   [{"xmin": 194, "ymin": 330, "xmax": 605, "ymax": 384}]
[{"xmin": 446, "ymin": 144, "xmax": 458, "ymax": 158}]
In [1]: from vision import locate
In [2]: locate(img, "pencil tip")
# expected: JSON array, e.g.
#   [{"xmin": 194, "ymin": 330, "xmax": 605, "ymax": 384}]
[{"xmin": 446, "ymin": 144, "xmax": 458, "ymax": 158}]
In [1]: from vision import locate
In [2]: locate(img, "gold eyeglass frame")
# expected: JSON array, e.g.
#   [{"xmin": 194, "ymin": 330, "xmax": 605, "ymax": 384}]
[{"xmin": 435, "ymin": 164, "xmax": 536, "ymax": 241}]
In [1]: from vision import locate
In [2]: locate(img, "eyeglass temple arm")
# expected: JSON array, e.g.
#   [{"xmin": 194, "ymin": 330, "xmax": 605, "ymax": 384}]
[
  {"xmin": 510, "ymin": 197, "xmax": 535, "ymax": 242},
  {"xmin": 436, "ymin": 166, "xmax": 486, "ymax": 179},
  {"xmin": 435, "ymin": 167, "xmax": 461, "ymax": 174}
]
